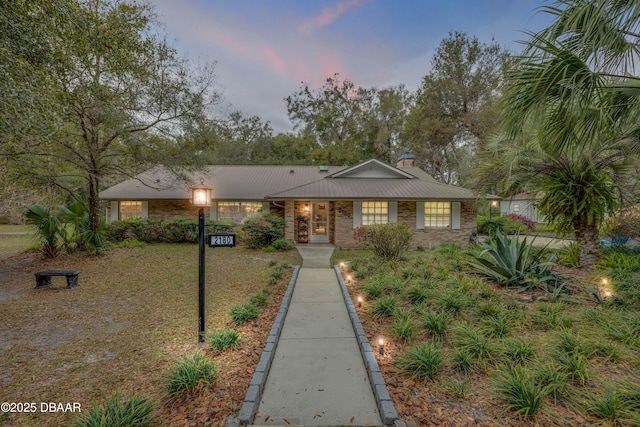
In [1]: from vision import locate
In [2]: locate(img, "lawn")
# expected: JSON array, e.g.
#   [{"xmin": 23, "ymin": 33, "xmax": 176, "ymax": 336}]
[
  {"xmin": 0, "ymin": 225, "xmax": 36, "ymax": 254},
  {"xmin": 0, "ymin": 241, "xmax": 301, "ymax": 426},
  {"xmin": 334, "ymin": 245, "xmax": 640, "ymax": 426}
]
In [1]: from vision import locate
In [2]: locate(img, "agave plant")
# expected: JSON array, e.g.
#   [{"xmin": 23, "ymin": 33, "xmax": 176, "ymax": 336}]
[{"xmin": 468, "ymin": 231, "xmax": 571, "ymax": 294}]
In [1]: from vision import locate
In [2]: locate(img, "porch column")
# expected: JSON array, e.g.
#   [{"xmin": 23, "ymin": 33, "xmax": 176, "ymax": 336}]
[{"xmin": 284, "ymin": 200, "xmax": 295, "ymax": 241}]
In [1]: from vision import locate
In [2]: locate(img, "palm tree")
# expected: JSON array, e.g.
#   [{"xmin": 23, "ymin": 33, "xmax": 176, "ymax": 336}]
[{"xmin": 479, "ymin": 0, "xmax": 640, "ymax": 269}]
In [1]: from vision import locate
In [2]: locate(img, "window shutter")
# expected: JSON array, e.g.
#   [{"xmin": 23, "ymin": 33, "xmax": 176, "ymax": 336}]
[
  {"xmin": 389, "ymin": 201, "xmax": 397, "ymax": 223},
  {"xmin": 110, "ymin": 201, "xmax": 119, "ymax": 223},
  {"xmin": 452, "ymin": 202, "xmax": 461, "ymax": 229},
  {"xmin": 353, "ymin": 201, "xmax": 362, "ymax": 228},
  {"xmin": 210, "ymin": 201, "xmax": 218, "ymax": 220},
  {"xmin": 416, "ymin": 202, "xmax": 425, "ymax": 229},
  {"xmin": 141, "ymin": 201, "xmax": 148, "ymax": 219}
]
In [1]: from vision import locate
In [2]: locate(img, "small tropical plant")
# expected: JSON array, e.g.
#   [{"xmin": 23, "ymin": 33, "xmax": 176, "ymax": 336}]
[
  {"xmin": 25, "ymin": 205, "xmax": 65, "ymax": 258},
  {"xmin": 74, "ymin": 393, "xmax": 155, "ymax": 427},
  {"xmin": 396, "ymin": 342, "xmax": 443, "ymax": 380},
  {"xmin": 164, "ymin": 353, "xmax": 217, "ymax": 396}
]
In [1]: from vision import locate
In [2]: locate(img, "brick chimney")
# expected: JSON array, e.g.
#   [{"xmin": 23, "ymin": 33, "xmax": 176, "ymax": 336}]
[{"xmin": 397, "ymin": 151, "xmax": 416, "ymax": 168}]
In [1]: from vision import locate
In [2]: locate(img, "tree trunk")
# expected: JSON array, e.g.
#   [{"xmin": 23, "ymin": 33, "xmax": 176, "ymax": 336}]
[
  {"xmin": 574, "ymin": 219, "xmax": 601, "ymax": 270},
  {"xmin": 88, "ymin": 173, "xmax": 100, "ymax": 234}
]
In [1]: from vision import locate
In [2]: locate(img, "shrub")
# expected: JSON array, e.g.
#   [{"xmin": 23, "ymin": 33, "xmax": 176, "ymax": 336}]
[
  {"xmin": 444, "ymin": 377, "xmax": 470, "ymax": 398},
  {"xmin": 587, "ymin": 390, "xmax": 633, "ymax": 425},
  {"xmin": 503, "ymin": 338, "xmax": 535, "ymax": 364},
  {"xmin": 249, "ymin": 288, "xmax": 270, "ymax": 307},
  {"xmin": 230, "ymin": 303, "xmax": 260, "ymax": 324},
  {"xmin": 600, "ymin": 204, "xmax": 640, "ymax": 238},
  {"xmin": 353, "ymin": 222, "xmax": 412, "ymax": 261},
  {"xmin": 535, "ymin": 364, "xmax": 568, "ymax": 403},
  {"xmin": 25, "ymin": 205, "xmax": 64, "ymax": 258},
  {"xmin": 74, "ymin": 393, "xmax": 155, "ymax": 427},
  {"xmin": 494, "ymin": 366, "xmax": 547, "ymax": 418},
  {"xmin": 271, "ymin": 238, "xmax": 295, "ymax": 251},
  {"xmin": 164, "ymin": 353, "xmax": 217, "ymax": 396},
  {"xmin": 396, "ymin": 342, "xmax": 443, "ymax": 380},
  {"xmin": 503, "ymin": 214, "xmax": 536, "ymax": 232},
  {"xmin": 406, "ymin": 285, "xmax": 431, "ymax": 305},
  {"xmin": 208, "ymin": 329, "xmax": 242, "ymax": 351},
  {"xmin": 105, "ymin": 218, "xmax": 234, "ymax": 243},
  {"xmin": 453, "ymin": 324, "xmax": 495, "ymax": 364},
  {"xmin": 242, "ymin": 212, "xmax": 284, "ymax": 249}
]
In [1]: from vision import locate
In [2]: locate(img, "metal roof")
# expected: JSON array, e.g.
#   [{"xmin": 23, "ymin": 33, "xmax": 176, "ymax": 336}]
[
  {"xmin": 99, "ymin": 161, "xmax": 478, "ymax": 201},
  {"xmin": 265, "ymin": 177, "xmax": 476, "ymax": 200}
]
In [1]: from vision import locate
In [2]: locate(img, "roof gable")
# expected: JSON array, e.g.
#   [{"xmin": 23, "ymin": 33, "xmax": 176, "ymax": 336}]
[{"xmin": 328, "ymin": 159, "xmax": 414, "ymax": 179}]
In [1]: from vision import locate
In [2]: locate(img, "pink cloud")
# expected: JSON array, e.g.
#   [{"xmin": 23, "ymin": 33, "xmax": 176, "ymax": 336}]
[{"xmin": 299, "ymin": 0, "xmax": 364, "ymax": 34}]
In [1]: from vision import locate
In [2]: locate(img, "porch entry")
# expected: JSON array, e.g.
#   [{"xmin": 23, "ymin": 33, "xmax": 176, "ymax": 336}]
[{"xmin": 310, "ymin": 201, "xmax": 329, "ymax": 243}]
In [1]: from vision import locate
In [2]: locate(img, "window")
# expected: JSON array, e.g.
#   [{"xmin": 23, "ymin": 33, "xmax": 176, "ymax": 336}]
[
  {"xmin": 424, "ymin": 202, "xmax": 450, "ymax": 228},
  {"xmin": 218, "ymin": 202, "xmax": 262, "ymax": 223},
  {"xmin": 361, "ymin": 201, "xmax": 388, "ymax": 225},
  {"xmin": 119, "ymin": 201, "xmax": 142, "ymax": 220}
]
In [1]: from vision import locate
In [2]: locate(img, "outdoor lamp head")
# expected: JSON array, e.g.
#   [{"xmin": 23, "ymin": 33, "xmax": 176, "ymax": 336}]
[{"xmin": 191, "ymin": 186, "xmax": 211, "ymax": 207}]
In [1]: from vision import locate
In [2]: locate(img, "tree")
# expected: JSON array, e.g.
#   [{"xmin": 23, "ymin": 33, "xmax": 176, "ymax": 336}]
[
  {"xmin": 1, "ymin": 0, "xmax": 220, "ymax": 233},
  {"xmin": 404, "ymin": 31, "xmax": 510, "ymax": 184},
  {"xmin": 286, "ymin": 74, "xmax": 375, "ymax": 165},
  {"xmin": 487, "ymin": 0, "xmax": 640, "ymax": 269}
]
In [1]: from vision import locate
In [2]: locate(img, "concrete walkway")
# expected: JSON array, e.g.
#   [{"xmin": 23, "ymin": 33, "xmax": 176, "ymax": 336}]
[{"xmin": 253, "ymin": 246, "xmax": 382, "ymax": 426}]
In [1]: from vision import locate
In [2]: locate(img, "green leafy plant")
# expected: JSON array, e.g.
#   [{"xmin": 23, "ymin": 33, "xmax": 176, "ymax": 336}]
[
  {"xmin": 230, "ymin": 303, "xmax": 260, "ymax": 324},
  {"xmin": 249, "ymin": 289, "xmax": 270, "ymax": 307},
  {"xmin": 587, "ymin": 390, "xmax": 633, "ymax": 425},
  {"xmin": 164, "ymin": 353, "xmax": 217, "ymax": 396},
  {"xmin": 363, "ymin": 281, "xmax": 384, "ymax": 299},
  {"xmin": 369, "ymin": 295, "xmax": 398, "ymax": 318},
  {"xmin": 468, "ymin": 231, "xmax": 571, "ymax": 295},
  {"xmin": 453, "ymin": 324, "xmax": 495, "ymax": 364},
  {"xmin": 534, "ymin": 364, "xmax": 568, "ymax": 403},
  {"xmin": 25, "ymin": 205, "xmax": 64, "ymax": 258},
  {"xmin": 396, "ymin": 342, "xmax": 443, "ymax": 380},
  {"xmin": 242, "ymin": 212, "xmax": 285, "ymax": 249},
  {"xmin": 444, "ymin": 377, "xmax": 470, "ymax": 398},
  {"xmin": 503, "ymin": 338, "xmax": 535, "ymax": 364},
  {"xmin": 494, "ymin": 366, "xmax": 548, "ymax": 418},
  {"xmin": 74, "ymin": 393, "xmax": 155, "ymax": 427},
  {"xmin": 391, "ymin": 312, "xmax": 416, "ymax": 343},
  {"xmin": 483, "ymin": 313, "xmax": 512, "ymax": 338},
  {"xmin": 207, "ymin": 329, "xmax": 242, "ymax": 351},
  {"xmin": 271, "ymin": 238, "xmax": 295, "ymax": 251},
  {"xmin": 406, "ymin": 285, "xmax": 431, "ymax": 305},
  {"xmin": 421, "ymin": 309, "xmax": 448, "ymax": 340},
  {"xmin": 451, "ymin": 349, "xmax": 476, "ymax": 373},
  {"xmin": 353, "ymin": 222, "xmax": 413, "ymax": 261},
  {"xmin": 554, "ymin": 349, "xmax": 591, "ymax": 385}
]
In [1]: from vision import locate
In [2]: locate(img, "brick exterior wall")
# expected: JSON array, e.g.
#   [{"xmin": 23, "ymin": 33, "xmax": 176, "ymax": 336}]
[
  {"xmin": 148, "ymin": 200, "xmax": 207, "ymax": 220},
  {"xmin": 334, "ymin": 200, "xmax": 477, "ymax": 249},
  {"xmin": 107, "ymin": 198, "xmax": 476, "ymax": 249}
]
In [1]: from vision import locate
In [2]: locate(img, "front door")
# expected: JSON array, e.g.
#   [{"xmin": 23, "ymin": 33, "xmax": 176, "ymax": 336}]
[{"xmin": 310, "ymin": 201, "xmax": 329, "ymax": 243}]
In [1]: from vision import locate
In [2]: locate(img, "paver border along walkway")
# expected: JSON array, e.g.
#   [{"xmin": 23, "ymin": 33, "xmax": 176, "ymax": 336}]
[{"xmin": 237, "ymin": 246, "xmax": 397, "ymax": 426}]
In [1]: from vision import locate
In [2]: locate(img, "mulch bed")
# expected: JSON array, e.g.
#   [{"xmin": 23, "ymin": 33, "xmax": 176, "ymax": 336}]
[{"xmin": 161, "ymin": 273, "xmax": 290, "ymax": 426}]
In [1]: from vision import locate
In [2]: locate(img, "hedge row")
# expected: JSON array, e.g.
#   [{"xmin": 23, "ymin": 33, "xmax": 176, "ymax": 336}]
[{"xmin": 106, "ymin": 218, "xmax": 235, "ymax": 243}]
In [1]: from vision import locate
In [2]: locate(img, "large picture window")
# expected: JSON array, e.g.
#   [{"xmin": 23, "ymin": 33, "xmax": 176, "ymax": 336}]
[
  {"xmin": 361, "ymin": 201, "xmax": 388, "ymax": 225},
  {"xmin": 119, "ymin": 201, "xmax": 142, "ymax": 220},
  {"xmin": 218, "ymin": 201, "xmax": 262, "ymax": 223},
  {"xmin": 424, "ymin": 202, "xmax": 450, "ymax": 228}
]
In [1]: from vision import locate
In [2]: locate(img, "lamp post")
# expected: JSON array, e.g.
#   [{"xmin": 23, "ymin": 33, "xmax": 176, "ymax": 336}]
[
  {"xmin": 489, "ymin": 200, "xmax": 498, "ymax": 220},
  {"xmin": 191, "ymin": 184, "xmax": 212, "ymax": 343}
]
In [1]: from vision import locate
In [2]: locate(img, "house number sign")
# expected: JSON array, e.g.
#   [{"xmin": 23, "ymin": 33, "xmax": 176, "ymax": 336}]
[{"xmin": 208, "ymin": 232, "xmax": 236, "ymax": 248}]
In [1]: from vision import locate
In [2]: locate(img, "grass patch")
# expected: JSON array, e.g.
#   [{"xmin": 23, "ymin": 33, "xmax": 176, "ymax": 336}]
[
  {"xmin": 396, "ymin": 342, "xmax": 443, "ymax": 380},
  {"xmin": 73, "ymin": 392, "xmax": 155, "ymax": 427},
  {"xmin": 164, "ymin": 353, "xmax": 217, "ymax": 397},
  {"xmin": 230, "ymin": 303, "xmax": 260, "ymax": 324},
  {"xmin": 369, "ymin": 295, "xmax": 398, "ymax": 318},
  {"xmin": 207, "ymin": 329, "xmax": 242, "ymax": 351},
  {"xmin": 494, "ymin": 366, "xmax": 547, "ymax": 418}
]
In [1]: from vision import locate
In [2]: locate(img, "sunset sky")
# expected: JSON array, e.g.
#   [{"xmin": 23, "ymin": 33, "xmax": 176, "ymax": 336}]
[{"xmin": 149, "ymin": 0, "xmax": 553, "ymax": 132}]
